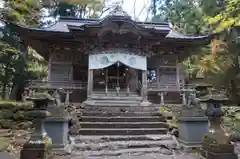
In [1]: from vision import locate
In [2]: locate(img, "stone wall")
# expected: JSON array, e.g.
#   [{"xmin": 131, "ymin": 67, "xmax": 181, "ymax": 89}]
[{"xmin": 0, "ymin": 101, "xmax": 33, "ymax": 129}]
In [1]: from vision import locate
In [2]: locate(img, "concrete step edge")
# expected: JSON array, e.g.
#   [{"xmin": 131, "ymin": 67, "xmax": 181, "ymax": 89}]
[
  {"xmin": 73, "ymin": 134, "xmax": 173, "ymax": 141},
  {"xmin": 73, "ymin": 140, "xmax": 177, "ymax": 148},
  {"xmin": 80, "ymin": 116, "xmax": 162, "ymax": 119},
  {"xmin": 71, "ymin": 147, "xmax": 174, "ymax": 157},
  {"xmin": 79, "ymin": 122, "xmax": 167, "ymax": 124},
  {"xmin": 80, "ymin": 111, "xmax": 162, "ymax": 114},
  {"xmin": 79, "ymin": 128, "xmax": 168, "ymax": 131},
  {"xmin": 83, "ymin": 105, "xmax": 158, "ymax": 108}
]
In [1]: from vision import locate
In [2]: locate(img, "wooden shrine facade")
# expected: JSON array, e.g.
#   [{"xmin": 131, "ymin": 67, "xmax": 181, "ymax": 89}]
[{"xmin": 11, "ymin": 7, "xmax": 212, "ymax": 104}]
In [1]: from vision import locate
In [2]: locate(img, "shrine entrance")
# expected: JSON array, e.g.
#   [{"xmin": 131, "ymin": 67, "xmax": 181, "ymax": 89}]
[
  {"xmin": 87, "ymin": 52, "xmax": 148, "ymax": 99},
  {"xmin": 105, "ymin": 62, "xmax": 128, "ymax": 90},
  {"xmin": 93, "ymin": 62, "xmax": 139, "ymax": 92}
]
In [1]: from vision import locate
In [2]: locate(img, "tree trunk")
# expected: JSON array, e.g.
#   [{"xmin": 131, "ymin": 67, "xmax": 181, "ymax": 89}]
[
  {"xmin": 10, "ymin": 43, "xmax": 28, "ymax": 101},
  {"xmin": 9, "ymin": 84, "xmax": 17, "ymax": 100},
  {"xmin": 2, "ymin": 63, "xmax": 10, "ymax": 99},
  {"xmin": 2, "ymin": 83, "xmax": 7, "ymax": 99}
]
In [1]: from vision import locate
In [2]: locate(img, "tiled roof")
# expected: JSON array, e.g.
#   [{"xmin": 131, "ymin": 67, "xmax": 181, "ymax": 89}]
[
  {"xmin": 34, "ymin": 17, "xmax": 210, "ymax": 40},
  {"xmin": 166, "ymin": 30, "xmax": 210, "ymax": 39}
]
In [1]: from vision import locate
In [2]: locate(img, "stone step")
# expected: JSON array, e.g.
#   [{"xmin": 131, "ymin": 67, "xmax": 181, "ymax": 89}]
[
  {"xmin": 89, "ymin": 100, "xmax": 142, "ymax": 107},
  {"xmin": 92, "ymin": 102, "xmax": 140, "ymax": 107},
  {"xmin": 79, "ymin": 116, "xmax": 166, "ymax": 122},
  {"xmin": 78, "ymin": 128, "xmax": 168, "ymax": 135},
  {"xmin": 92, "ymin": 94, "xmax": 140, "ymax": 98},
  {"xmin": 92, "ymin": 92, "xmax": 139, "ymax": 97},
  {"xmin": 81, "ymin": 111, "xmax": 162, "ymax": 117},
  {"xmin": 73, "ymin": 140, "xmax": 178, "ymax": 152},
  {"xmin": 0, "ymin": 129, "xmax": 12, "ymax": 137},
  {"xmin": 83, "ymin": 105, "xmax": 159, "ymax": 112},
  {"xmin": 79, "ymin": 122, "xmax": 168, "ymax": 129},
  {"xmin": 74, "ymin": 134, "xmax": 173, "ymax": 143},
  {"xmin": 71, "ymin": 147, "xmax": 174, "ymax": 157}
]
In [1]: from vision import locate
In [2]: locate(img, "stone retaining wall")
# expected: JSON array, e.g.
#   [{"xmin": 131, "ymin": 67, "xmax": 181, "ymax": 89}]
[{"xmin": 0, "ymin": 101, "xmax": 33, "ymax": 129}]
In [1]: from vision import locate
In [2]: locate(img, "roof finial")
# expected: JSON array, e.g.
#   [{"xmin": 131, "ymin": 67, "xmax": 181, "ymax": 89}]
[{"xmin": 109, "ymin": 1, "xmax": 129, "ymax": 17}]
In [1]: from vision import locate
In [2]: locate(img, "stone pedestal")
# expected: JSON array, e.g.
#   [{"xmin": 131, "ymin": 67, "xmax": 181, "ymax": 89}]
[
  {"xmin": 178, "ymin": 95, "xmax": 208, "ymax": 151},
  {"xmin": 45, "ymin": 104, "xmax": 70, "ymax": 150},
  {"xmin": 45, "ymin": 117, "xmax": 69, "ymax": 149},
  {"xmin": 178, "ymin": 116, "xmax": 208, "ymax": 150}
]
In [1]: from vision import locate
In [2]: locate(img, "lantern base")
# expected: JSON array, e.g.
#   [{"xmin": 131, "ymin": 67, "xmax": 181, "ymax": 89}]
[
  {"xmin": 20, "ymin": 141, "xmax": 52, "ymax": 159},
  {"xmin": 201, "ymin": 133, "xmax": 237, "ymax": 159},
  {"xmin": 201, "ymin": 149, "xmax": 238, "ymax": 159}
]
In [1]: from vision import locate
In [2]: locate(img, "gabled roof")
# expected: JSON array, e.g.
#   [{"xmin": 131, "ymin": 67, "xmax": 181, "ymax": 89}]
[
  {"xmin": 11, "ymin": 5, "xmax": 212, "ymax": 40},
  {"xmin": 11, "ymin": 16, "xmax": 212, "ymax": 40},
  {"xmin": 9, "ymin": 6, "xmax": 213, "ymax": 60}
]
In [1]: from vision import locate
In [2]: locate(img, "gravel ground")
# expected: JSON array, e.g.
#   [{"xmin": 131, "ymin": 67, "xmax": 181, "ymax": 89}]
[{"xmin": 53, "ymin": 152, "xmax": 201, "ymax": 159}]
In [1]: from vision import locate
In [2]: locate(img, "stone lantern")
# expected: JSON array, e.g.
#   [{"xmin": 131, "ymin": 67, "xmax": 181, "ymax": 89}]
[
  {"xmin": 200, "ymin": 90, "xmax": 238, "ymax": 159},
  {"xmin": 178, "ymin": 93, "xmax": 208, "ymax": 151},
  {"xmin": 20, "ymin": 93, "xmax": 53, "ymax": 159},
  {"xmin": 44, "ymin": 89, "xmax": 70, "ymax": 150}
]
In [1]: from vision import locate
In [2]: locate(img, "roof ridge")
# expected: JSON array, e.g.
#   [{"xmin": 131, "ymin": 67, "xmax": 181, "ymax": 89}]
[{"xmin": 59, "ymin": 16, "xmax": 171, "ymax": 26}]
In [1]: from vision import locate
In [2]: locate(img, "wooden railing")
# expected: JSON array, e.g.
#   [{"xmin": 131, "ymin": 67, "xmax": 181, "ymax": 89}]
[
  {"xmin": 148, "ymin": 83, "xmax": 196, "ymax": 92},
  {"xmin": 28, "ymin": 80, "xmax": 87, "ymax": 89},
  {"xmin": 28, "ymin": 80, "xmax": 196, "ymax": 92}
]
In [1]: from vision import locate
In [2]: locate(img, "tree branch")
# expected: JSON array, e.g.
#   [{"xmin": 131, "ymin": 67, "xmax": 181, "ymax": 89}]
[{"xmin": 133, "ymin": 0, "xmax": 137, "ymax": 20}]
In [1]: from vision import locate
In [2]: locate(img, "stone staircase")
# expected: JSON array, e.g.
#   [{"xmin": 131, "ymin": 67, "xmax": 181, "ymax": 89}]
[
  {"xmin": 89, "ymin": 91, "xmax": 142, "ymax": 106},
  {"xmin": 70, "ymin": 104, "xmax": 179, "ymax": 158}
]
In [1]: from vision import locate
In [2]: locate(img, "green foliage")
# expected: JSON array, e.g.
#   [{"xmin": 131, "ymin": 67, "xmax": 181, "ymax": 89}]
[
  {"xmin": 151, "ymin": 0, "xmax": 210, "ymax": 35},
  {"xmin": 0, "ymin": 0, "xmax": 47, "ymax": 100},
  {"xmin": 47, "ymin": 0, "xmax": 107, "ymax": 18},
  {"xmin": 27, "ymin": 48, "xmax": 48, "ymax": 80},
  {"xmin": 151, "ymin": 0, "xmax": 240, "ymax": 103},
  {"xmin": 0, "ymin": 41, "xmax": 22, "ymax": 99},
  {"xmin": 159, "ymin": 106, "xmax": 169, "ymax": 112},
  {"xmin": 0, "ymin": 137, "xmax": 10, "ymax": 151},
  {"xmin": 2, "ymin": 0, "xmax": 42, "ymax": 26},
  {"xmin": 206, "ymin": 0, "xmax": 240, "ymax": 32}
]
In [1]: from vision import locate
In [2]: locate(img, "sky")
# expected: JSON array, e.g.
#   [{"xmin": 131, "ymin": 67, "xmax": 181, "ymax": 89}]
[
  {"xmin": 0, "ymin": 0, "xmax": 151, "ymax": 21},
  {"xmin": 107, "ymin": 0, "xmax": 151, "ymax": 21}
]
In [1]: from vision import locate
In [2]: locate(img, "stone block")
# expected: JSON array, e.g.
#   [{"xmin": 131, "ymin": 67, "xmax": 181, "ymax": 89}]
[
  {"xmin": 201, "ymin": 148, "xmax": 238, "ymax": 159},
  {"xmin": 178, "ymin": 116, "xmax": 208, "ymax": 150},
  {"xmin": 44, "ymin": 117, "xmax": 69, "ymax": 149},
  {"xmin": 0, "ymin": 152, "xmax": 13, "ymax": 159}
]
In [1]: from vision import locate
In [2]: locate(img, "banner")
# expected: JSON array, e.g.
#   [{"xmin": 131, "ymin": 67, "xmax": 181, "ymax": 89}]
[{"xmin": 89, "ymin": 53, "xmax": 147, "ymax": 70}]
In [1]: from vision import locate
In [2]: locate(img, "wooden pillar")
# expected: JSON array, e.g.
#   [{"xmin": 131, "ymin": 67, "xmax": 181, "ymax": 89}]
[
  {"xmin": 157, "ymin": 67, "xmax": 160, "ymax": 88},
  {"xmin": 64, "ymin": 90, "xmax": 72, "ymax": 105},
  {"xmin": 176, "ymin": 65, "xmax": 180, "ymax": 85},
  {"xmin": 47, "ymin": 55, "xmax": 52, "ymax": 81},
  {"xmin": 141, "ymin": 70, "xmax": 148, "ymax": 101},
  {"xmin": 68, "ymin": 64, "xmax": 73, "ymax": 81},
  {"xmin": 182, "ymin": 91, "xmax": 187, "ymax": 105},
  {"xmin": 87, "ymin": 69, "xmax": 93, "ymax": 99},
  {"xmin": 105, "ymin": 68, "xmax": 108, "ymax": 94},
  {"xmin": 160, "ymin": 92, "xmax": 164, "ymax": 105}
]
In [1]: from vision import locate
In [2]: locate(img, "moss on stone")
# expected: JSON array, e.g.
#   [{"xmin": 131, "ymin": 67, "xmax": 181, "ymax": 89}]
[
  {"xmin": 0, "ymin": 137, "xmax": 10, "ymax": 151},
  {"xmin": 0, "ymin": 101, "xmax": 33, "ymax": 129}
]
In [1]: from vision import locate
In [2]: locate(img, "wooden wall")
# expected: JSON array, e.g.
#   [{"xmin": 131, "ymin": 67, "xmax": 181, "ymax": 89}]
[
  {"xmin": 48, "ymin": 53, "xmax": 73, "ymax": 81},
  {"xmin": 147, "ymin": 55, "xmax": 186, "ymax": 85}
]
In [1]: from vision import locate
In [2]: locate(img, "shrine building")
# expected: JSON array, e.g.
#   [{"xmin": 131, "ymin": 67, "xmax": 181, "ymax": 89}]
[{"xmin": 12, "ymin": 7, "xmax": 213, "ymax": 106}]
